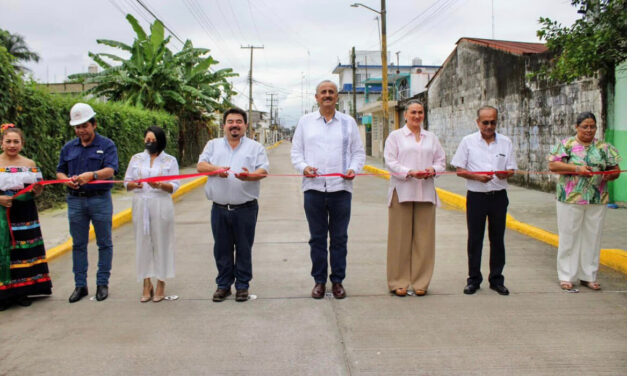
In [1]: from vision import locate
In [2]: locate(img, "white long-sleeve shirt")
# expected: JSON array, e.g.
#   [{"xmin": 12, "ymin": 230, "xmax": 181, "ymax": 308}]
[
  {"xmin": 291, "ymin": 110, "xmax": 365, "ymax": 193},
  {"xmin": 384, "ymin": 125, "xmax": 446, "ymax": 206},
  {"xmin": 124, "ymin": 150, "xmax": 180, "ymax": 193}
]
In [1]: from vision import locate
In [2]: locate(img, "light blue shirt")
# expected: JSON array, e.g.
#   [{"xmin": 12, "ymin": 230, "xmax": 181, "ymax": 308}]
[{"xmin": 198, "ymin": 137, "xmax": 269, "ymax": 205}]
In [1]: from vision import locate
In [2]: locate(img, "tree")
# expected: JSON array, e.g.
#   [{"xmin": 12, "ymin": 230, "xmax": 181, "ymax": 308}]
[
  {"xmin": 536, "ymin": 0, "xmax": 627, "ymax": 83},
  {"xmin": 69, "ymin": 14, "xmax": 237, "ymax": 163},
  {"xmin": 70, "ymin": 15, "xmax": 236, "ymax": 113},
  {"xmin": 0, "ymin": 29, "xmax": 40, "ymax": 72}
]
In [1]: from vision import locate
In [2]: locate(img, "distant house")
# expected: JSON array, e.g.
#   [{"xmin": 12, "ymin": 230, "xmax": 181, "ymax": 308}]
[{"xmin": 333, "ymin": 50, "xmax": 439, "ymax": 157}]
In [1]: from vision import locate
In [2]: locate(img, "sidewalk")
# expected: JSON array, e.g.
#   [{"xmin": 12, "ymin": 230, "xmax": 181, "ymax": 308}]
[{"xmin": 365, "ymin": 156, "xmax": 627, "ymax": 251}]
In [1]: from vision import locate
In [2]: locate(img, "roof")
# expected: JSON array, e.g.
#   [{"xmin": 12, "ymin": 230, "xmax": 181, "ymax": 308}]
[
  {"xmin": 459, "ymin": 37, "xmax": 548, "ymax": 55},
  {"xmin": 426, "ymin": 37, "xmax": 548, "ymax": 88}
]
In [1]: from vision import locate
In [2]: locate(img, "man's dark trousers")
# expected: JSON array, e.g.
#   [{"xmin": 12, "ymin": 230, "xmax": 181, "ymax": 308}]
[
  {"xmin": 304, "ymin": 190, "xmax": 352, "ymax": 284},
  {"xmin": 466, "ymin": 190, "xmax": 508, "ymax": 287},
  {"xmin": 211, "ymin": 201, "xmax": 258, "ymax": 290}
]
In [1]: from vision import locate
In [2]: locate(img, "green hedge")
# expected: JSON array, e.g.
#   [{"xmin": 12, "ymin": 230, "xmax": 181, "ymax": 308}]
[{"xmin": 0, "ymin": 48, "xmax": 179, "ymax": 209}]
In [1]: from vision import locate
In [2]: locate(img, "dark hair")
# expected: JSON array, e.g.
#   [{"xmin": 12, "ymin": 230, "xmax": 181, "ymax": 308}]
[
  {"xmin": 576, "ymin": 112, "xmax": 596, "ymax": 126},
  {"xmin": 477, "ymin": 105, "xmax": 498, "ymax": 117},
  {"xmin": 222, "ymin": 107, "xmax": 247, "ymax": 125},
  {"xmin": 145, "ymin": 126, "xmax": 167, "ymax": 153},
  {"xmin": 2, "ymin": 127, "xmax": 25, "ymax": 144},
  {"xmin": 86, "ymin": 117, "xmax": 97, "ymax": 126}
]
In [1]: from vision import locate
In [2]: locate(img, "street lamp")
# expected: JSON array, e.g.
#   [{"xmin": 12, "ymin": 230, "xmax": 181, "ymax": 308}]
[{"xmin": 351, "ymin": 1, "xmax": 389, "ymax": 158}]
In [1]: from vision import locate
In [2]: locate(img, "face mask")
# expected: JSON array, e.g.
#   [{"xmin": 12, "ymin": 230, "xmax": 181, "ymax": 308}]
[{"xmin": 145, "ymin": 142, "xmax": 159, "ymax": 154}]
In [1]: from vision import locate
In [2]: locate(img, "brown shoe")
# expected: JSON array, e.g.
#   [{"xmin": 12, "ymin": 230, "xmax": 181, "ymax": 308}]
[
  {"xmin": 414, "ymin": 289, "xmax": 426, "ymax": 296},
  {"xmin": 212, "ymin": 288, "xmax": 231, "ymax": 302},
  {"xmin": 311, "ymin": 283, "xmax": 326, "ymax": 299},
  {"xmin": 235, "ymin": 289, "xmax": 249, "ymax": 302},
  {"xmin": 332, "ymin": 283, "xmax": 346, "ymax": 299},
  {"xmin": 393, "ymin": 288, "xmax": 407, "ymax": 297}
]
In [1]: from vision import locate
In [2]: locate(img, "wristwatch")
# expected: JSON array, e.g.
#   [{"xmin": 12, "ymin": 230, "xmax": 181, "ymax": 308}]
[{"xmin": 93, "ymin": 171, "xmax": 98, "ymax": 180}]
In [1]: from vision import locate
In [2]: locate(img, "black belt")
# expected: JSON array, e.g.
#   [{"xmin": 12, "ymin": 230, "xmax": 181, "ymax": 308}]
[
  {"xmin": 213, "ymin": 199, "xmax": 257, "ymax": 211},
  {"xmin": 470, "ymin": 189, "xmax": 505, "ymax": 196},
  {"xmin": 68, "ymin": 190, "xmax": 107, "ymax": 197}
]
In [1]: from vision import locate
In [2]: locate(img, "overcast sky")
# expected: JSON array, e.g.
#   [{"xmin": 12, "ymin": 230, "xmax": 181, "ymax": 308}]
[{"xmin": 1, "ymin": 0, "xmax": 581, "ymax": 126}]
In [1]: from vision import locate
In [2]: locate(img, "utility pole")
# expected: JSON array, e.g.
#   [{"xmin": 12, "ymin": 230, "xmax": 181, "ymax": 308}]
[
  {"xmin": 395, "ymin": 51, "xmax": 400, "ymax": 74},
  {"xmin": 266, "ymin": 93, "xmax": 278, "ymax": 144},
  {"xmin": 241, "ymin": 45, "xmax": 264, "ymax": 138},
  {"xmin": 381, "ymin": 0, "xmax": 389, "ymax": 157},
  {"xmin": 351, "ymin": 47, "xmax": 357, "ymax": 120},
  {"xmin": 266, "ymin": 93, "xmax": 278, "ymax": 125},
  {"xmin": 301, "ymin": 72, "xmax": 305, "ymax": 115}
]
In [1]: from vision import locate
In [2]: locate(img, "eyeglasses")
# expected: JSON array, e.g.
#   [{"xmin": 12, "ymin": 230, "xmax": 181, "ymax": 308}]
[{"xmin": 481, "ymin": 120, "xmax": 497, "ymax": 126}]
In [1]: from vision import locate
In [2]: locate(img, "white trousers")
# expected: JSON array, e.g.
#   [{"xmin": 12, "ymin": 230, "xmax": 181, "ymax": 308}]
[
  {"xmin": 556, "ymin": 201, "xmax": 607, "ymax": 282},
  {"xmin": 132, "ymin": 192, "xmax": 175, "ymax": 281}
]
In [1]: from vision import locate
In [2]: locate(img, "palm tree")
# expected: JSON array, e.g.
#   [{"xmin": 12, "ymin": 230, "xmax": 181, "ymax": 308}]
[
  {"xmin": 69, "ymin": 14, "xmax": 237, "ymax": 163},
  {"xmin": 0, "ymin": 29, "xmax": 40, "ymax": 72}
]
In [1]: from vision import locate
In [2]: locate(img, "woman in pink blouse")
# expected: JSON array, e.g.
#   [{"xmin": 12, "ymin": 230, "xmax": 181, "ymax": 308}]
[{"xmin": 383, "ymin": 101, "xmax": 446, "ymax": 296}]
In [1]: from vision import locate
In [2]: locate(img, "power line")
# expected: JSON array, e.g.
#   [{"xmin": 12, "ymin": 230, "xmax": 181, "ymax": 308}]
[
  {"xmin": 134, "ymin": 0, "xmax": 184, "ymax": 44},
  {"xmin": 388, "ymin": 0, "xmax": 464, "ymax": 47}
]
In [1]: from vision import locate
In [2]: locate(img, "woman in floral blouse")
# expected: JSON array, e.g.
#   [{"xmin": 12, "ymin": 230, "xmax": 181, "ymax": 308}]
[{"xmin": 548, "ymin": 112, "xmax": 622, "ymax": 291}]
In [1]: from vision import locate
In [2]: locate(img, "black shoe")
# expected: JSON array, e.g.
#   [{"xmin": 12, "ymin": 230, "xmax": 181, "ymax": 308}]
[
  {"xmin": 463, "ymin": 284, "xmax": 479, "ymax": 295},
  {"xmin": 96, "ymin": 285, "xmax": 108, "ymax": 301},
  {"xmin": 14, "ymin": 296, "xmax": 31, "ymax": 307},
  {"xmin": 235, "ymin": 289, "xmax": 249, "ymax": 302},
  {"xmin": 69, "ymin": 287, "xmax": 88, "ymax": 303},
  {"xmin": 212, "ymin": 288, "xmax": 231, "ymax": 302},
  {"xmin": 490, "ymin": 284, "xmax": 509, "ymax": 295},
  {"xmin": 0, "ymin": 300, "xmax": 11, "ymax": 311}
]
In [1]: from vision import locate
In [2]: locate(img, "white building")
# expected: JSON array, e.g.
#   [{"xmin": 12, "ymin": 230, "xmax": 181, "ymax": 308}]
[{"xmin": 332, "ymin": 51, "xmax": 439, "ymax": 119}]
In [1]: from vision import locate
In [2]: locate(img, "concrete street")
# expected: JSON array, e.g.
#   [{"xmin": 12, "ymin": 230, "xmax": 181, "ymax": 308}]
[{"xmin": 1, "ymin": 142, "xmax": 626, "ymax": 375}]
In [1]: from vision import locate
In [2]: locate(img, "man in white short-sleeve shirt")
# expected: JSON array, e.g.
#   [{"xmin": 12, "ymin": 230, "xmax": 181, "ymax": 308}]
[
  {"xmin": 451, "ymin": 105, "xmax": 517, "ymax": 296},
  {"xmin": 197, "ymin": 108, "xmax": 269, "ymax": 303}
]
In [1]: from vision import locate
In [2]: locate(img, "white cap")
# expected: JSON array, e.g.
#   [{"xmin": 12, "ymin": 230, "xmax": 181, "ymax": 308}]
[{"xmin": 69, "ymin": 103, "xmax": 96, "ymax": 126}]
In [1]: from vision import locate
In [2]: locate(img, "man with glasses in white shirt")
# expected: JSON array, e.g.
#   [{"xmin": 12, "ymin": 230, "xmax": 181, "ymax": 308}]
[
  {"xmin": 198, "ymin": 107, "xmax": 269, "ymax": 303},
  {"xmin": 451, "ymin": 106, "xmax": 517, "ymax": 296},
  {"xmin": 291, "ymin": 80, "xmax": 365, "ymax": 299}
]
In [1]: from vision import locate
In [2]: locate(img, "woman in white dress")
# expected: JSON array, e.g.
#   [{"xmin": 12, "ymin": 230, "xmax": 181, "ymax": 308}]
[{"xmin": 124, "ymin": 126, "xmax": 179, "ymax": 302}]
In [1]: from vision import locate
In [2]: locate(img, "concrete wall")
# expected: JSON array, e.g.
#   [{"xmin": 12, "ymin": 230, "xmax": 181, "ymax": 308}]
[{"xmin": 427, "ymin": 40, "xmax": 603, "ymax": 191}]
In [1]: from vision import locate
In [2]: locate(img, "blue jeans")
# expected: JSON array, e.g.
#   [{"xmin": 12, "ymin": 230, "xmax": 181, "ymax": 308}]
[
  {"xmin": 67, "ymin": 192, "xmax": 113, "ymax": 287},
  {"xmin": 211, "ymin": 201, "xmax": 258, "ymax": 290},
  {"xmin": 304, "ymin": 190, "xmax": 352, "ymax": 284}
]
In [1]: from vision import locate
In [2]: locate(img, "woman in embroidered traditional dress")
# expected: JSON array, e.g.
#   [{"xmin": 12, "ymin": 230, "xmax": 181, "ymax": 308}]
[
  {"xmin": 124, "ymin": 126, "xmax": 179, "ymax": 302},
  {"xmin": 548, "ymin": 112, "xmax": 622, "ymax": 291},
  {"xmin": 0, "ymin": 125, "xmax": 52, "ymax": 311}
]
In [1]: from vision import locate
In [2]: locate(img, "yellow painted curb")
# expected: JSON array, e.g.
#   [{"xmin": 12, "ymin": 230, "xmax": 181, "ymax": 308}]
[
  {"xmin": 46, "ymin": 142, "xmax": 283, "ymax": 262},
  {"xmin": 364, "ymin": 164, "xmax": 627, "ymax": 275},
  {"xmin": 600, "ymin": 249, "xmax": 627, "ymax": 275}
]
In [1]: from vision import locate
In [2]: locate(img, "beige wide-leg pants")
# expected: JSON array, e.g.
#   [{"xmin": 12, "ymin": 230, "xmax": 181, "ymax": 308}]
[
  {"xmin": 556, "ymin": 201, "xmax": 607, "ymax": 283},
  {"xmin": 387, "ymin": 190, "xmax": 436, "ymax": 292}
]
